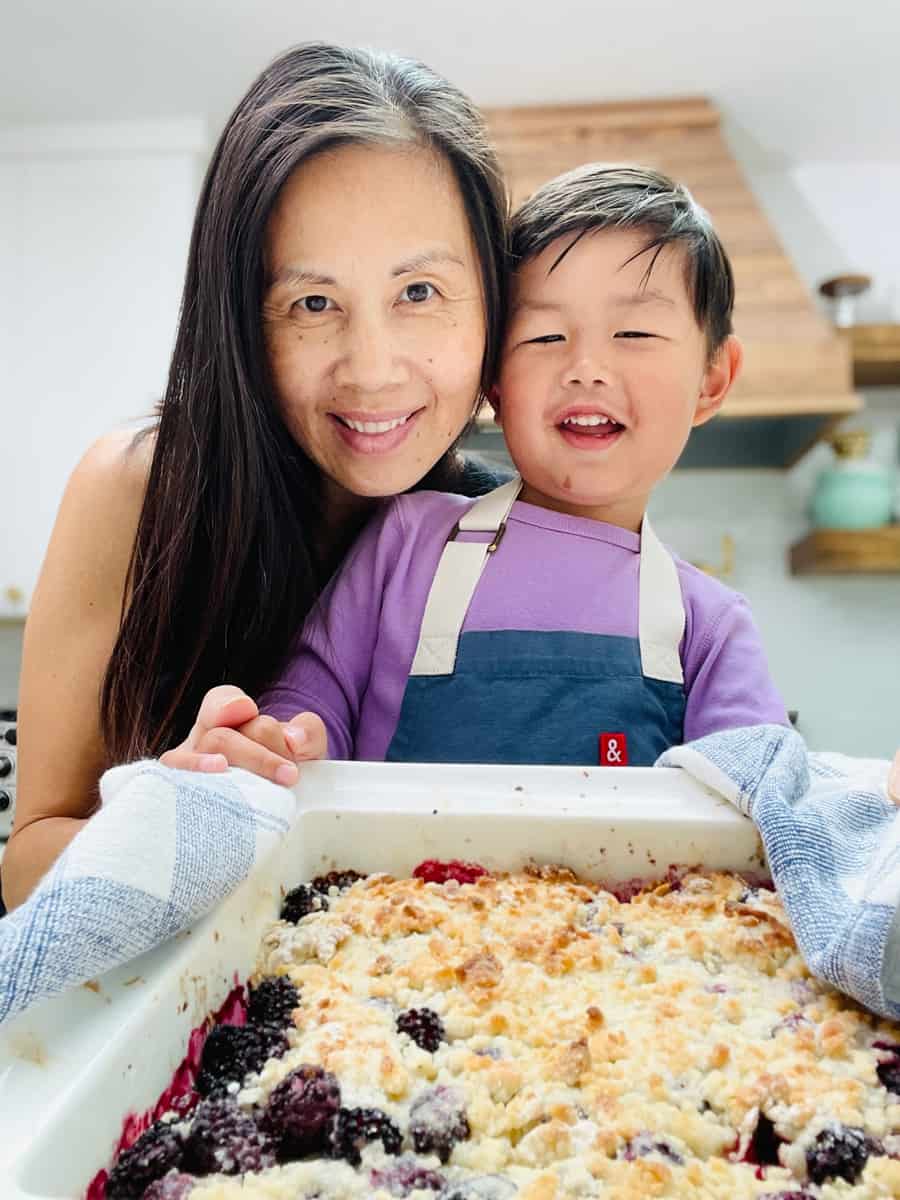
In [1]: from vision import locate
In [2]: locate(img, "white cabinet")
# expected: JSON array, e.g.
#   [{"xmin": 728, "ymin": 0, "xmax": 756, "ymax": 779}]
[{"xmin": 0, "ymin": 120, "xmax": 206, "ymax": 617}]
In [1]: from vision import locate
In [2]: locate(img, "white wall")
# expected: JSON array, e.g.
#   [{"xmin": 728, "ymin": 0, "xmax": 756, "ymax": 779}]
[
  {"xmin": 788, "ymin": 164, "xmax": 900, "ymax": 322},
  {"xmin": 728, "ymin": 126, "xmax": 900, "ymax": 323},
  {"xmin": 649, "ymin": 432, "xmax": 900, "ymax": 761},
  {"xmin": 0, "ymin": 120, "xmax": 205, "ymax": 617}
]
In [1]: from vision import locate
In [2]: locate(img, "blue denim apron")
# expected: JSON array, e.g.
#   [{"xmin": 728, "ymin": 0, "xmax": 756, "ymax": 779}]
[{"xmin": 385, "ymin": 477, "xmax": 686, "ymax": 766}]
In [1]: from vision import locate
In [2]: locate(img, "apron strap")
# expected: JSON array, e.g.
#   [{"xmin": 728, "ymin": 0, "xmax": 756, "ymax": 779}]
[
  {"xmin": 409, "ymin": 479, "xmax": 685, "ymax": 685},
  {"xmin": 410, "ymin": 477, "xmax": 523, "ymax": 676},
  {"xmin": 457, "ymin": 475, "xmax": 524, "ymax": 532},
  {"xmin": 638, "ymin": 515, "xmax": 685, "ymax": 685}
]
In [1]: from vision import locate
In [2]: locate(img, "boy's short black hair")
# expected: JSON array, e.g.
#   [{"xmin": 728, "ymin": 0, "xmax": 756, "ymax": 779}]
[{"xmin": 509, "ymin": 163, "xmax": 735, "ymax": 354}]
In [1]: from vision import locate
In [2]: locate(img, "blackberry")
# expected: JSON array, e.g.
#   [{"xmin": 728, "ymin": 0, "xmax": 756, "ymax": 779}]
[
  {"xmin": 142, "ymin": 1172, "xmax": 197, "ymax": 1199},
  {"xmin": 165, "ymin": 1092, "xmax": 200, "ymax": 1121},
  {"xmin": 772, "ymin": 1012, "xmax": 809, "ymax": 1035},
  {"xmin": 312, "ymin": 869, "xmax": 365, "ymax": 894},
  {"xmin": 758, "ymin": 1193, "xmax": 815, "ymax": 1200},
  {"xmin": 260, "ymin": 1063, "xmax": 341, "ymax": 1160},
  {"xmin": 874, "ymin": 1041, "xmax": 900, "ymax": 1095},
  {"xmin": 397, "ymin": 1007, "xmax": 446, "ymax": 1053},
  {"xmin": 247, "ymin": 976, "xmax": 300, "ymax": 1029},
  {"xmin": 105, "ymin": 1121, "xmax": 185, "ymax": 1200},
  {"xmin": 408, "ymin": 1085, "xmax": 470, "ymax": 1164},
  {"xmin": 621, "ymin": 1133, "xmax": 683, "ymax": 1164},
  {"xmin": 280, "ymin": 884, "xmax": 328, "ymax": 923},
  {"xmin": 878, "ymin": 1058, "xmax": 900, "ymax": 1095},
  {"xmin": 329, "ymin": 1106, "xmax": 402, "ymax": 1166},
  {"xmin": 196, "ymin": 1022, "xmax": 288, "ymax": 1096},
  {"xmin": 806, "ymin": 1124, "xmax": 878, "ymax": 1185},
  {"xmin": 369, "ymin": 1156, "xmax": 445, "ymax": 1196},
  {"xmin": 182, "ymin": 1096, "xmax": 275, "ymax": 1175},
  {"xmin": 745, "ymin": 1113, "xmax": 782, "ymax": 1166},
  {"xmin": 438, "ymin": 1178, "xmax": 517, "ymax": 1200},
  {"xmin": 413, "ymin": 860, "xmax": 487, "ymax": 885}
]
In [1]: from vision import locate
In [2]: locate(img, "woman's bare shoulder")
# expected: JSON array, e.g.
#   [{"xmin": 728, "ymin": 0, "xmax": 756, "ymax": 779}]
[
  {"xmin": 28, "ymin": 426, "xmax": 155, "ymax": 642},
  {"xmin": 55, "ymin": 427, "xmax": 154, "ymax": 565},
  {"xmin": 72, "ymin": 425, "xmax": 154, "ymax": 498},
  {"xmin": 13, "ymin": 427, "xmax": 157, "ymax": 836}
]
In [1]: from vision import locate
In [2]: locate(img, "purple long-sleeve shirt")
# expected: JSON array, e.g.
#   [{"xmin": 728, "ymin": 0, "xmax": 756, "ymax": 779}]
[{"xmin": 259, "ymin": 491, "xmax": 788, "ymax": 759}]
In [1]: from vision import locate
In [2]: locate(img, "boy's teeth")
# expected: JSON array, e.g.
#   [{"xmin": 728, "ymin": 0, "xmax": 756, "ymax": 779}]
[
  {"xmin": 341, "ymin": 415, "xmax": 410, "ymax": 434},
  {"xmin": 563, "ymin": 414, "xmax": 611, "ymax": 426}
]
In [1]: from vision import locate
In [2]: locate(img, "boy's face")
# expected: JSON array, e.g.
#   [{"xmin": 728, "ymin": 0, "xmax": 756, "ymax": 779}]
[{"xmin": 496, "ymin": 227, "xmax": 740, "ymax": 530}]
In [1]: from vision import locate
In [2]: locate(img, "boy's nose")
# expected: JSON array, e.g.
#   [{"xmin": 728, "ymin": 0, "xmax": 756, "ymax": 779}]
[
  {"xmin": 564, "ymin": 356, "xmax": 612, "ymax": 387},
  {"xmin": 562, "ymin": 336, "xmax": 613, "ymax": 387}
]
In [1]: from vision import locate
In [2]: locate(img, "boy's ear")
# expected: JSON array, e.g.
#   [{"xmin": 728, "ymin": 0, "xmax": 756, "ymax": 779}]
[
  {"xmin": 693, "ymin": 335, "xmax": 743, "ymax": 428},
  {"xmin": 488, "ymin": 383, "xmax": 502, "ymax": 426}
]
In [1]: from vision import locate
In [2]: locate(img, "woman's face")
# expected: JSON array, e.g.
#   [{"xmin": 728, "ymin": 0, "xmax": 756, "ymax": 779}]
[{"xmin": 263, "ymin": 143, "xmax": 487, "ymax": 503}]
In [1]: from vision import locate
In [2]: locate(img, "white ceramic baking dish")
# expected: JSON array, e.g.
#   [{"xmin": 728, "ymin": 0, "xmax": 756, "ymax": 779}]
[{"xmin": 0, "ymin": 760, "xmax": 766, "ymax": 1199}]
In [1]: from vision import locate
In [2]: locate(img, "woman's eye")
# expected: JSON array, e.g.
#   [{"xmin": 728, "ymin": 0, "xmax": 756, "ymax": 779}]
[
  {"xmin": 294, "ymin": 295, "xmax": 333, "ymax": 314},
  {"xmin": 615, "ymin": 330, "xmax": 655, "ymax": 339},
  {"xmin": 401, "ymin": 281, "xmax": 436, "ymax": 303},
  {"xmin": 526, "ymin": 334, "xmax": 565, "ymax": 345}
]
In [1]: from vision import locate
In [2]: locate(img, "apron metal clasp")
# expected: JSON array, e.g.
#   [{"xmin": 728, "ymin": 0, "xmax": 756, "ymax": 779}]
[{"xmin": 487, "ymin": 522, "xmax": 507, "ymax": 554}]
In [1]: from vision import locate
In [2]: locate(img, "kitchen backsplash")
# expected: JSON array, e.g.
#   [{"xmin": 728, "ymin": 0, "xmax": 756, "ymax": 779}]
[
  {"xmin": 2, "ymin": 414, "xmax": 897, "ymax": 759},
  {"xmin": 648, "ymin": 467, "xmax": 898, "ymax": 758}
]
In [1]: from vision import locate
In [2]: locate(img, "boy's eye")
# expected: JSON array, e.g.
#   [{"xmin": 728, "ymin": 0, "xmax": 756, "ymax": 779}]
[
  {"xmin": 401, "ymin": 281, "xmax": 436, "ymax": 303},
  {"xmin": 526, "ymin": 334, "xmax": 565, "ymax": 345},
  {"xmin": 294, "ymin": 295, "xmax": 334, "ymax": 314},
  {"xmin": 615, "ymin": 330, "xmax": 655, "ymax": 339}
]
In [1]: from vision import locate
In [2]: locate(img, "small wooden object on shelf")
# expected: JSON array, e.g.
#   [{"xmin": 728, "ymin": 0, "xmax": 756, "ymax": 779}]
[
  {"xmin": 789, "ymin": 526, "xmax": 900, "ymax": 575},
  {"xmin": 818, "ymin": 274, "xmax": 872, "ymax": 327},
  {"xmin": 841, "ymin": 323, "xmax": 900, "ymax": 388}
]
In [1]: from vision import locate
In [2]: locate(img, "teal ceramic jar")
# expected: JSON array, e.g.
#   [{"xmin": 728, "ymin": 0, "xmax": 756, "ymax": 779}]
[{"xmin": 810, "ymin": 431, "xmax": 895, "ymax": 530}]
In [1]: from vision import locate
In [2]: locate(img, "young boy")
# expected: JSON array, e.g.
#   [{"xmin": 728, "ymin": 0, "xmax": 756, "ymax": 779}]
[{"xmin": 244, "ymin": 164, "xmax": 788, "ymax": 768}]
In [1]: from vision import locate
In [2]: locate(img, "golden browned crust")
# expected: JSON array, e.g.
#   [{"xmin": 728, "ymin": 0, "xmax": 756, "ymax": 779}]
[{"xmin": 190, "ymin": 869, "xmax": 900, "ymax": 1199}]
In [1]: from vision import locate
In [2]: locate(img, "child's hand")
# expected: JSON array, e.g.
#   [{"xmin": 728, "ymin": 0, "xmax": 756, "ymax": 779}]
[
  {"xmin": 890, "ymin": 750, "xmax": 900, "ymax": 805},
  {"xmin": 159, "ymin": 685, "xmax": 327, "ymax": 785}
]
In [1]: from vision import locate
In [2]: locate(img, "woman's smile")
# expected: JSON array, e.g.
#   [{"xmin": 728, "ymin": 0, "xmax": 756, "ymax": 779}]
[{"xmin": 328, "ymin": 406, "xmax": 425, "ymax": 455}]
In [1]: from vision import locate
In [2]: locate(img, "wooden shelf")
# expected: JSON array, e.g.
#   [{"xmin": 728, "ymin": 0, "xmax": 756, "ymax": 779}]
[
  {"xmin": 789, "ymin": 526, "xmax": 900, "ymax": 575},
  {"xmin": 840, "ymin": 324, "xmax": 900, "ymax": 388}
]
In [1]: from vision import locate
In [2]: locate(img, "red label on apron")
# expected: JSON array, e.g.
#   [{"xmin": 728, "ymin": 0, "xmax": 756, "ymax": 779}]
[{"xmin": 599, "ymin": 733, "xmax": 628, "ymax": 766}]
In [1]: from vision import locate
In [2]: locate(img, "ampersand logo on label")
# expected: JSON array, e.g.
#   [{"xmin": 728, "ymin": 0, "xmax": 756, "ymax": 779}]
[{"xmin": 599, "ymin": 732, "xmax": 629, "ymax": 766}]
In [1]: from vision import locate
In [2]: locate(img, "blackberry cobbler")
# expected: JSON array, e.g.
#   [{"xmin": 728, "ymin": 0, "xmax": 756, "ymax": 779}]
[{"xmin": 98, "ymin": 862, "xmax": 900, "ymax": 1198}]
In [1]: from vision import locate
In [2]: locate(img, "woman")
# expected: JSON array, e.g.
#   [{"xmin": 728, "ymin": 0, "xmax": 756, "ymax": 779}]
[{"xmin": 2, "ymin": 42, "xmax": 509, "ymax": 909}]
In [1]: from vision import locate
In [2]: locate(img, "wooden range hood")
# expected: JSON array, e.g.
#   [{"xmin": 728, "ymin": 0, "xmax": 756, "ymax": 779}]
[{"xmin": 478, "ymin": 98, "xmax": 861, "ymax": 467}]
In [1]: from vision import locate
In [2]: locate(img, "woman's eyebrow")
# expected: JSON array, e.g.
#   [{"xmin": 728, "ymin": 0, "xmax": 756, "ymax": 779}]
[
  {"xmin": 267, "ymin": 265, "xmax": 336, "ymax": 289},
  {"xmin": 391, "ymin": 247, "xmax": 466, "ymax": 276},
  {"xmin": 267, "ymin": 249, "xmax": 465, "ymax": 290}
]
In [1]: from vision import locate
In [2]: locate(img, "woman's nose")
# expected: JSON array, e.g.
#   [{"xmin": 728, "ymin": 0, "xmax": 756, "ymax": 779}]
[{"xmin": 334, "ymin": 312, "xmax": 406, "ymax": 392}]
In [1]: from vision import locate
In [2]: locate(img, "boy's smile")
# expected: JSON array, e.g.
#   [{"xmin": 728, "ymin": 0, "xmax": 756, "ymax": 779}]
[
  {"xmin": 496, "ymin": 226, "xmax": 741, "ymax": 532},
  {"xmin": 557, "ymin": 405, "xmax": 626, "ymax": 450}
]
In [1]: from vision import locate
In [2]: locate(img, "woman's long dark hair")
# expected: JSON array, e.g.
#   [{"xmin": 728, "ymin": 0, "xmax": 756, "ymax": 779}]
[{"xmin": 101, "ymin": 43, "xmax": 508, "ymax": 762}]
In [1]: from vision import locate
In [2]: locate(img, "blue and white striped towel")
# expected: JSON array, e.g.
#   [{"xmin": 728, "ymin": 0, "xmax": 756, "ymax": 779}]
[
  {"xmin": 0, "ymin": 760, "xmax": 295, "ymax": 1025},
  {"xmin": 658, "ymin": 724, "xmax": 899, "ymax": 1019},
  {"xmin": 2, "ymin": 731, "xmax": 897, "ymax": 1025}
]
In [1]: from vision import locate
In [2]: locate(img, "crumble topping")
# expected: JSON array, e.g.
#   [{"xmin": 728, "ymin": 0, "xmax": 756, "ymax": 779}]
[{"xmin": 104, "ymin": 867, "xmax": 900, "ymax": 1198}]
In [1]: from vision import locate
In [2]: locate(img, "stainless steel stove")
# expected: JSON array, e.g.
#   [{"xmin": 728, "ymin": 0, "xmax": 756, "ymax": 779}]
[{"xmin": 0, "ymin": 708, "xmax": 16, "ymax": 840}]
